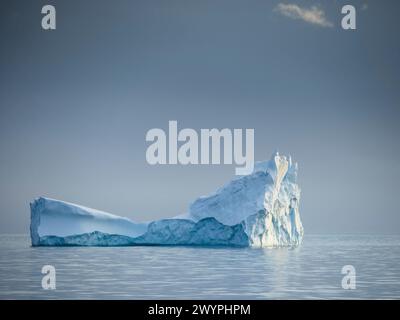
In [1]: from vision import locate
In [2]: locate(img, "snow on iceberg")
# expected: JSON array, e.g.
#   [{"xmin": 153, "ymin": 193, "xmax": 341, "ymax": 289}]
[
  {"xmin": 30, "ymin": 198, "xmax": 148, "ymax": 246},
  {"xmin": 30, "ymin": 152, "xmax": 304, "ymax": 247}
]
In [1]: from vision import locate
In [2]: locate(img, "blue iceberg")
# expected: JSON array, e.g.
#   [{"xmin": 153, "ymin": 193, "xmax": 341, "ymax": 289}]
[{"xmin": 30, "ymin": 153, "xmax": 304, "ymax": 247}]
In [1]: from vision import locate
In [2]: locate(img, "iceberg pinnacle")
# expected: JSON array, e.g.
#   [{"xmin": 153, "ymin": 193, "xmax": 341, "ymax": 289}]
[{"xmin": 30, "ymin": 153, "xmax": 304, "ymax": 247}]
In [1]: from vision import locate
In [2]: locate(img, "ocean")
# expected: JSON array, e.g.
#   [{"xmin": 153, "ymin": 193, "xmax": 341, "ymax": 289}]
[{"xmin": 0, "ymin": 234, "xmax": 399, "ymax": 299}]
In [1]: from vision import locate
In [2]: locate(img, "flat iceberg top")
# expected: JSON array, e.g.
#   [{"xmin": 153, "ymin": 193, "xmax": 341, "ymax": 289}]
[
  {"xmin": 30, "ymin": 197, "xmax": 148, "ymax": 243},
  {"xmin": 30, "ymin": 152, "xmax": 303, "ymax": 247},
  {"xmin": 35, "ymin": 197, "xmax": 130, "ymax": 220}
]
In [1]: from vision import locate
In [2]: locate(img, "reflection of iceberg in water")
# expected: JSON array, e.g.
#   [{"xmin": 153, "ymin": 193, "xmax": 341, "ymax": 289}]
[
  {"xmin": 261, "ymin": 249, "xmax": 292, "ymax": 298},
  {"xmin": 30, "ymin": 152, "xmax": 304, "ymax": 247}
]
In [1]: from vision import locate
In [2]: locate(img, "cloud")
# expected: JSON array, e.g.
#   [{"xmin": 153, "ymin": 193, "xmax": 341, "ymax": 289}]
[{"xmin": 275, "ymin": 3, "xmax": 333, "ymax": 28}]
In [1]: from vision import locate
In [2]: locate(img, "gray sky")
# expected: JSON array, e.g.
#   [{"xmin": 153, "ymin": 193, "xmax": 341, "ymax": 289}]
[{"xmin": 1, "ymin": 0, "xmax": 399, "ymax": 234}]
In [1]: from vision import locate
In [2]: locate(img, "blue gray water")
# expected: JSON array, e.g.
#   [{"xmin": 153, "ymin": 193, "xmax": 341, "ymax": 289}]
[{"xmin": 0, "ymin": 234, "xmax": 399, "ymax": 299}]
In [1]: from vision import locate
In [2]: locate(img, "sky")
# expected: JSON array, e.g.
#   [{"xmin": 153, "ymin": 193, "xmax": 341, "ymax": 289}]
[{"xmin": 0, "ymin": 0, "xmax": 399, "ymax": 234}]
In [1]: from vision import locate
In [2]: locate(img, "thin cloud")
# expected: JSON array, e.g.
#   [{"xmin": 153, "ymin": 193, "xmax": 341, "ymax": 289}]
[{"xmin": 275, "ymin": 3, "xmax": 333, "ymax": 28}]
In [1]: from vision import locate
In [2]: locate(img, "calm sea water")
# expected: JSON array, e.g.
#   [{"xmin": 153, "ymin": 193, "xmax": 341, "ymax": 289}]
[{"xmin": 0, "ymin": 234, "xmax": 399, "ymax": 299}]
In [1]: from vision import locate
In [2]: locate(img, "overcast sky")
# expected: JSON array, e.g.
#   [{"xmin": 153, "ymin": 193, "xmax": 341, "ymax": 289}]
[{"xmin": 1, "ymin": 0, "xmax": 399, "ymax": 234}]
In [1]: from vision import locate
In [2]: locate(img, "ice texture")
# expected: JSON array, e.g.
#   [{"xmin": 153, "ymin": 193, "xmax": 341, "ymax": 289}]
[{"xmin": 30, "ymin": 152, "xmax": 304, "ymax": 247}]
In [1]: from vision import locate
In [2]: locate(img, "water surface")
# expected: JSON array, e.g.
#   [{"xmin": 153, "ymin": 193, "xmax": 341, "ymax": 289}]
[{"xmin": 0, "ymin": 234, "xmax": 399, "ymax": 299}]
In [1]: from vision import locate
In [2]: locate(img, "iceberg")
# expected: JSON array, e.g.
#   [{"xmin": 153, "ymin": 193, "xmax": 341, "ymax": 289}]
[{"xmin": 30, "ymin": 152, "xmax": 304, "ymax": 247}]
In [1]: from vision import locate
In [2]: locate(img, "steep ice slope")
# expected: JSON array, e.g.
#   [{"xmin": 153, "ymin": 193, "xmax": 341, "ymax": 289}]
[
  {"xmin": 30, "ymin": 152, "xmax": 303, "ymax": 247},
  {"xmin": 187, "ymin": 152, "xmax": 303, "ymax": 247}
]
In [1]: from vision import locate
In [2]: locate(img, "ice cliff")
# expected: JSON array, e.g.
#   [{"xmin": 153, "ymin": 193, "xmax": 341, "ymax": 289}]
[{"xmin": 30, "ymin": 152, "xmax": 304, "ymax": 247}]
